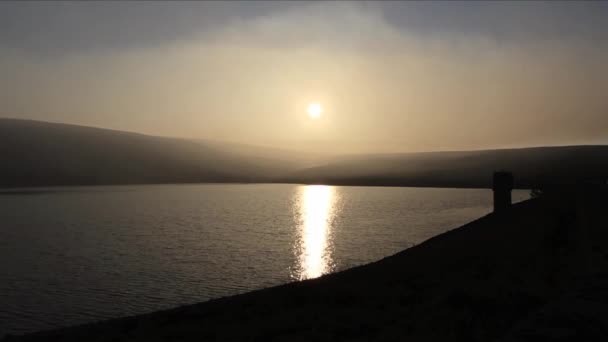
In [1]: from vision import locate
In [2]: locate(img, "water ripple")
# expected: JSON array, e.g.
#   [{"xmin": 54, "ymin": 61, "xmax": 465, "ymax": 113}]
[{"xmin": 0, "ymin": 184, "xmax": 529, "ymax": 336}]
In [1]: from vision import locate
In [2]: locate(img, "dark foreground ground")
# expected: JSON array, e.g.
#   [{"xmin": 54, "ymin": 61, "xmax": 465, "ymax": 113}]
[{"xmin": 5, "ymin": 189, "xmax": 608, "ymax": 342}]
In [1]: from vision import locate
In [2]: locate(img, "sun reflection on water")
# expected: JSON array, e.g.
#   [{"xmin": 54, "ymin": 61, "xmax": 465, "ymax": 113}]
[{"xmin": 293, "ymin": 185, "xmax": 338, "ymax": 280}]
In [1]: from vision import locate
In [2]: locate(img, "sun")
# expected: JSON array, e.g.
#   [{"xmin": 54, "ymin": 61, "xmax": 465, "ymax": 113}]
[{"xmin": 307, "ymin": 103, "xmax": 323, "ymax": 119}]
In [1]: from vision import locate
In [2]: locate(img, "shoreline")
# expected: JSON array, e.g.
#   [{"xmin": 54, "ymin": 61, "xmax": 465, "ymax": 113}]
[
  {"xmin": 5, "ymin": 191, "xmax": 607, "ymax": 341},
  {"xmin": 0, "ymin": 181, "xmax": 531, "ymax": 192}
]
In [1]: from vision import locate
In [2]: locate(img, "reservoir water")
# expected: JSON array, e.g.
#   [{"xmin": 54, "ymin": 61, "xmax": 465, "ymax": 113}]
[{"xmin": 0, "ymin": 184, "xmax": 528, "ymax": 336}]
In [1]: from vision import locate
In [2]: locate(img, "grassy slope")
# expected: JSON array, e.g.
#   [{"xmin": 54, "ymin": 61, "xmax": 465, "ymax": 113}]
[
  {"xmin": 2, "ymin": 118, "xmax": 608, "ymax": 189},
  {"xmin": 285, "ymin": 146, "xmax": 608, "ymax": 188},
  {"xmin": 0, "ymin": 119, "xmax": 299, "ymax": 188}
]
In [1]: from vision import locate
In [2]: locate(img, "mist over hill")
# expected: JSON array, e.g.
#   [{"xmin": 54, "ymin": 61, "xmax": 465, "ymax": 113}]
[
  {"xmin": 1, "ymin": 119, "xmax": 607, "ymax": 189},
  {"xmin": 285, "ymin": 147, "xmax": 608, "ymax": 188},
  {"xmin": 0, "ymin": 119, "xmax": 308, "ymax": 188}
]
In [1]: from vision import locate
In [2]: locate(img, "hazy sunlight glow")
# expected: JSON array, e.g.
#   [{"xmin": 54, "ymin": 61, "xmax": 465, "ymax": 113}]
[{"xmin": 307, "ymin": 103, "xmax": 323, "ymax": 119}]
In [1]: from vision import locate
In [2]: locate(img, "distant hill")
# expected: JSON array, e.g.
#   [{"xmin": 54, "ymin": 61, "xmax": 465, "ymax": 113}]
[
  {"xmin": 0, "ymin": 119, "xmax": 304, "ymax": 188},
  {"xmin": 284, "ymin": 146, "xmax": 608, "ymax": 188},
  {"xmin": 1, "ymin": 118, "xmax": 607, "ymax": 188}
]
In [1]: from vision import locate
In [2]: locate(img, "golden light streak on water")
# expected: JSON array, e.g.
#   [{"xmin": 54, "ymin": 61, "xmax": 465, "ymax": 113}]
[{"xmin": 294, "ymin": 185, "xmax": 337, "ymax": 280}]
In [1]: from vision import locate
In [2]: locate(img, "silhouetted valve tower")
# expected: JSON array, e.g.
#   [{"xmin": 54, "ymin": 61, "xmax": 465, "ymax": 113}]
[{"xmin": 493, "ymin": 171, "xmax": 513, "ymax": 212}]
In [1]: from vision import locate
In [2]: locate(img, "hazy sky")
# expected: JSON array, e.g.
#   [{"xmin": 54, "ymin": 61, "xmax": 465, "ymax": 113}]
[{"xmin": 1, "ymin": 1, "xmax": 607, "ymax": 153}]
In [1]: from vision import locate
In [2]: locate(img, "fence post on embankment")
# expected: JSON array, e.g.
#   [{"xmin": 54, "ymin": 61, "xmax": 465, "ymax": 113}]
[{"xmin": 493, "ymin": 171, "xmax": 513, "ymax": 212}]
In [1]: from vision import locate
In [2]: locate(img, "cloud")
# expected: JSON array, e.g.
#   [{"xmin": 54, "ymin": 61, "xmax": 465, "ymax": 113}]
[{"xmin": 1, "ymin": 1, "xmax": 607, "ymax": 153}]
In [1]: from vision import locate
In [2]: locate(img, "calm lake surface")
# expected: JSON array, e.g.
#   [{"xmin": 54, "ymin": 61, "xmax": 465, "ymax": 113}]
[{"xmin": 0, "ymin": 184, "xmax": 528, "ymax": 336}]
